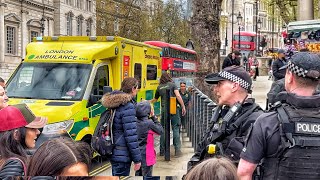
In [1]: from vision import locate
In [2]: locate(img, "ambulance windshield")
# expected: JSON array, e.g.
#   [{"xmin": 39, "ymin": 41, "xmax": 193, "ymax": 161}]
[{"xmin": 6, "ymin": 63, "xmax": 92, "ymax": 100}]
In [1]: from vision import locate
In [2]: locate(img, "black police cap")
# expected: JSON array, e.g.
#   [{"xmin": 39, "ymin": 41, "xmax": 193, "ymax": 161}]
[
  {"xmin": 204, "ymin": 66, "xmax": 252, "ymax": 93},
  {"xmin": 287, "ymin": 52, "xmax": 320, "ymax": 80}
]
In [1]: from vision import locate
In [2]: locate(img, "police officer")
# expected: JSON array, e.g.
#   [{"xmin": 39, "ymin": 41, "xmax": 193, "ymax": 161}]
[
  {"xmin": 187, "ymin": 66, "xmax": 263, "ymax": 171},
  {"xmin": 179, "ymin": 81, "xmax": 191, "ymax": 130},
  {"xmin": 150, "ymin": 73, "xmax": 186, "ymax": 157},
  {"xmin": 238, "ymin": 52, "xmax": 320, "ymax": 180}
]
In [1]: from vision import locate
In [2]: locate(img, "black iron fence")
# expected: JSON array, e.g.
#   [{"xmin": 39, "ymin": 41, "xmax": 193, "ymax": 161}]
[{"xmin": 185, "ymin": 87, "xmax": 217, "ymax": 152}]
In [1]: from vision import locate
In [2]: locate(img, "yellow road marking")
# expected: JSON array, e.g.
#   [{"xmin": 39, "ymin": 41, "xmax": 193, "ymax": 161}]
[{"xmin": 89, "ymin": 162, "xmax": 111, "ymax": 176}]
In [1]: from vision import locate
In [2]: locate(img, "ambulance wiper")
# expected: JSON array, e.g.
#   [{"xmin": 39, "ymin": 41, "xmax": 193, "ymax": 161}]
[{"xmin": 9, "ymin": 96, "xmax": 33, "ymax": 99}]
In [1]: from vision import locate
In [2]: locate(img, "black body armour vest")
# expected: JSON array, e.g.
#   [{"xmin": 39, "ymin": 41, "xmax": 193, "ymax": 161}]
[{"xmin": 263, "ymin": 103, "xmax": 320, "ymax": 180}]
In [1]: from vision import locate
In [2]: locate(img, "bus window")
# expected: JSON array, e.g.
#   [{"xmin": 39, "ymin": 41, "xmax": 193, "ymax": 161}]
[
  {"xmin": 134, "ymin": 63, "xmax": 142, "ymax": 89},
  {"xmin": 163, "ymin": 47, "xmax": 170, "ymax": 57},
  {"xmin": 147, "ymin": 65, "xmax": 157, "ymax": 80}
]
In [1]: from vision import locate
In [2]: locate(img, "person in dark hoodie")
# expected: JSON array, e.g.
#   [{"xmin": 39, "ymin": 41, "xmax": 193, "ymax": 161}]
[
  {"xmin": 222, "ymin": 51, "xmax": 241, "ymax": 69},
  {"xmin": 135, "ymin": 100, "xmax": 163, "ymax": 178},
  {"xmin": 272, "ymin": 49, "xmax": 287, "ymax": 81},
  {"xmin": 101, "ymin": 77, "xmax": 142, "ymax": 176}
]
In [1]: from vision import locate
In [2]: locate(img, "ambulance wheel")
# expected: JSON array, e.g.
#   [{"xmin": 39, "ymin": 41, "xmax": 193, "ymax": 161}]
[{"xmin": 82, "ymin": 134, "xmax": 92, "ymax": 145}]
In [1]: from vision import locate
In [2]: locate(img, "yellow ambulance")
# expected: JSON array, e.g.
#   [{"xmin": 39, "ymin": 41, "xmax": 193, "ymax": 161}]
[{"xmin": 6, "ymin": 36, "xmax": 161, "ymax": 144}]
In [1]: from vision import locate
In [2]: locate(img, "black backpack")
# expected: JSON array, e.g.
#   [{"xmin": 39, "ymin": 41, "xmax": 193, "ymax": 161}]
[{"xmin": 91, "ymin": 109, "xmax": 116, "ymax": 157}]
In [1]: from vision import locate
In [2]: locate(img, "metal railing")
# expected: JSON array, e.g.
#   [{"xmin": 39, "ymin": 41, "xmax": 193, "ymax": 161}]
[{"xmin": 185, "ymin": 87, "xmax": 217, "ymax": 152}]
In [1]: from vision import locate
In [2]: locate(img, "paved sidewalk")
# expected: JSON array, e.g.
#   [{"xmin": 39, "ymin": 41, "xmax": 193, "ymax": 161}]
[
  {"xmin": 251, "ymin": 76, "xmax": 273, "ymax": 110},
  {"xmin": 151, "ymin": 133, "xmax": 193, "ymax": 179}
]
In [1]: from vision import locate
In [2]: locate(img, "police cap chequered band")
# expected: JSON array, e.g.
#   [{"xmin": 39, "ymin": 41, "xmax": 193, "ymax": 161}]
[
  {"xmin": 287, "ymin": 61, "xmax": 309, "ymax": 78},
  {"xmin": 218, "ymin": 71, "xmax": 251, "ymax": 91}
]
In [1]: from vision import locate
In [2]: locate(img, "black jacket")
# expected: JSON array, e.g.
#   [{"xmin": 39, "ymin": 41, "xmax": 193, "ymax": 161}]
[
  {"xmin": 222, "ymin": 54, "xmax": 240, "ymax": 69},
  {"xmin": 187, "ymin": 98, "xmax": 263, "ymax": 171},
  {"xmin": 272, "ymin": 57, "xmax": 287, "ymax": 81},
  {"xmin": 0, "ymin": 159, "xmax": 25, "ymax": 179}
]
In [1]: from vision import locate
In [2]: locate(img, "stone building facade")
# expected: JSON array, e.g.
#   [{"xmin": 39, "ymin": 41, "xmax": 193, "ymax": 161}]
[
  {"xmin": 0, "ymin": 0, "xmax": 54, "ymax": 80},
  {"xmin": 54, "ymin": 0, "xmax": 96, "ymax": 36},
  {"xmin": 0, "ymin": 0, "xmax": 96, "ymax": 80}
]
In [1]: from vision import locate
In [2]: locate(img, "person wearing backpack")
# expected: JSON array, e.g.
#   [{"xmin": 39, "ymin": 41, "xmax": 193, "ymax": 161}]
[
  {"xmin": 238, "ymin": 52, "xmax": 320, "ymax": 180},
  {"xmin": 0, "ymin": 104, "xmax": 47, "ymax": 179},
  {"xmin": 135, "ymin": 100, "xmax": 163, "ymax": 178},
  {"xmin": 101, "ymin": 77, "xmax": 142, "ymax": 176}
]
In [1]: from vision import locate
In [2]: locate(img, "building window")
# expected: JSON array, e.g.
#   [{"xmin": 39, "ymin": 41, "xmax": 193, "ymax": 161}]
[
  {"xmin": 6, "ymin": 26, "xmax": 15, "ymax": 54},
  {"xmin": 114, "ymin": 18, "xmax": 119, "ymax": 32},
  {"xmin": 77, "ymin": 16, "xmax": 82, "ymax": 35},
  {"xmin": 66, "ymin": 0, "xmax": 73, "ymax": 5},
  {"xmin": 66, "ymin": 13, "xmax": 73, "ymax": 36},
  {"xmin": 76, "ymin": 0, "xmax": 81, "ymax": 8},
  {"xmin": 30, "ymin": 31, "xmax": 39, "ymax": 42},
  {"xmin": 86, "ymin": 19, "xmax": 92, "ymax": 36},
  {"xmin": 150, "ymin": 2, "xmax": 154, "ymax": 15},
  {"xmin": 101, "ymin": 1, "xmax": 105, "ymax": 8},
  {"xmin": 86, "ymin": 0, "xmax": 91, "ymax": 11},
  {"xmin": 101, "ymin": 20, "xmax": 106, "ymax": 30}
]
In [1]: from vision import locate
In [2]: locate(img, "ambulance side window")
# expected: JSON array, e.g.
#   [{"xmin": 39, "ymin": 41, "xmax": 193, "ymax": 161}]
[
  {"xmin": 147, "ymin": 65, "xmax": 157, "ymax": 80},
  {"xmin": 134, "ymin": 63, "xmax": 142, "ymax": 89},
  {"xmin": 92, "ymin": 65, "xmax": 109, "ymax": 96}
]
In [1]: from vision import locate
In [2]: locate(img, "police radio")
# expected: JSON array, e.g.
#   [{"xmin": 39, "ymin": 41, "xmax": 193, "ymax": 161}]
[
  {"xmin": 223, "ymin": 102, "xmax": 242, "ymax": 122},
  {"xmin": 220, "ymin": 96, "xmax": 247, "ymax": 134}
]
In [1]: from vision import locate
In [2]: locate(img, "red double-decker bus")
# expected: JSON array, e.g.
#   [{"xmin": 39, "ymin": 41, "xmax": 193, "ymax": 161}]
[
  {"xmin": 233, "ymin": 31, "xmax": 257, "ymax": 55},
  {"xmin": 144, "ymin": 41, "xmax": 197, "ymax": 86}
]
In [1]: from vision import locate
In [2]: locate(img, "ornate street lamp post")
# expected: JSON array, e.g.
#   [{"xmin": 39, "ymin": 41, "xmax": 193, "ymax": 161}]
[
  {"xmin": 40, "ymin": 16, "xmax": 45, "ymax": 36},
  {"xmin": 257, "ymin": 18, "xmax": 262, "ymax": 54},
  {"xmin": 237, "ymin": 12, "xmax": 243, "ymax": 50}
]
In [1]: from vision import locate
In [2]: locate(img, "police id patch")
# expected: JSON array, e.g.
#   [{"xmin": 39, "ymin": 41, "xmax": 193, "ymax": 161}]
[{"xmin": 295, "ymin": 122, "xmax": 320, "ymax": 135}]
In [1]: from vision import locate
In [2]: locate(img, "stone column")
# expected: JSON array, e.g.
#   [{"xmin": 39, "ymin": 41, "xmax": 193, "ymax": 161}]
[
  {"xmin": 48, "ymin": 18, "xmax": 54, "ymax": 36},
  {"xmin": 72, "ymin": 16, "xmax": 76, "ymax": 36},
  {"xmin": 298, "ymin": 0, "xmax": 314, "ymax": 20},
  {"xmin": 0, "ymin": 1, "xmax": 6, "ymax": 63},
  {"xmin": 21, "ymin": 10, "xmax": 28, "ymax": 59}
]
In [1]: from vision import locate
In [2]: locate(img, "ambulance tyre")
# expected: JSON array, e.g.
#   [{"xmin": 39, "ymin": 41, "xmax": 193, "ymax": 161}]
[{"xmin": 82, "ymin": 134, "xmax": 92, "ymax": 145}]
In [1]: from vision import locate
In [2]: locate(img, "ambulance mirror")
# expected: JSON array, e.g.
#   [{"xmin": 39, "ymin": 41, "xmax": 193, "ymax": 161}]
[{"xmin": 103, "ymin": 86, "xmax": 112, "ymax": 94}]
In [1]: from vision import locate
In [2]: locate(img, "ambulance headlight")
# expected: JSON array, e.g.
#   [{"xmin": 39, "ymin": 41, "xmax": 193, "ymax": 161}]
[{"xmin": 42, "ymin": 120, "xmax": 74, "ymax": 135}]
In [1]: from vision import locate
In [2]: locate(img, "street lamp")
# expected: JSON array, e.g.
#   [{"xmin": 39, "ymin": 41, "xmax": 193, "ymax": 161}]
[
  {"xmin": 231, "ymin": 0, "xmax": 235, "ymax": 50},
  {"xmin": 40, "ymin": 16, "xmax": 45, "ymax": 36},
  {"xmin": 257, "ymin": 18, "xmax": 262, "ymax": 54},
  {"xmin": 237, "ymin": 12, "xmax": 243, "ymax": 50}
]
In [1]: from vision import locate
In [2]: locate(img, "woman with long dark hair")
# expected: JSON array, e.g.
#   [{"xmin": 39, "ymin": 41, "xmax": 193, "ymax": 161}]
[
  {"xmin": 27, "ymin": 138, "xmax": 92, "ymax": 176},
  {"xmin": 0, "ymin": 104, "xmax": 47, "ymax": 179}
]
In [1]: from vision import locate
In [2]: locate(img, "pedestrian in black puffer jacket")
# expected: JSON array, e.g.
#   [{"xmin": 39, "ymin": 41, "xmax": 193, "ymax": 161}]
[
  {"xmin": 101, "ymin": 77, "xmax": 142, "ymax": 176},
  {"xmin": 135, "ymin": 101, "xmax": 163, "ymax": 177}
]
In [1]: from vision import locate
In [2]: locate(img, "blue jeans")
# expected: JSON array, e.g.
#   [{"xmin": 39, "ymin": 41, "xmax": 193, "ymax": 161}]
[{"xmin": 111, "ymin": 162, "xmax": 131, "ymax": 176}]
